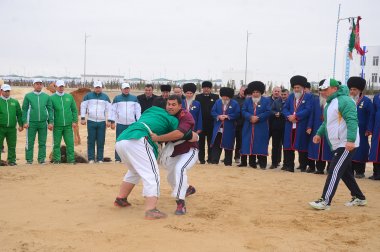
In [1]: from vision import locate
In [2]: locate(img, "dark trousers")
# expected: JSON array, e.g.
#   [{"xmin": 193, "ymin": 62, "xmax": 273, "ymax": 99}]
[
  {"xmin": 87, "ymin": 120, "xmax": 106, "ymax": 161},
  {"xmin": 321, "ymin": 148, "xmax": 365, "ymax": 205},
  {"xmin": 283, "ymin": 150, "xmax": 308, "ymax": 171},
  {"xmin": 271, "ymin": 128, "xmax": 284, "ymax": 165},
  {"xmin": 308, "ymin": 159, "xmax": 327, "ymax": 172},
  {"xmin": 210, "ymin": 133, "xmax": 233, "ymax": 165},
  {"xmin": 234, "ymin": 128, "xmax": 242, "ymax": 160},
  {"xmin": 352, "ymin": 161, "xmax": 366, "ymax": 175},
  {"xmin": 198, "ymin": 128, "xmax": 213, "ymax": 163},
  {"xmin": 240, "ymin": 155, "xmax": 267, "ymax": 168},
  {"xmin": 115, "ymin": 124, "xmax": 129, "ymax": 161}
]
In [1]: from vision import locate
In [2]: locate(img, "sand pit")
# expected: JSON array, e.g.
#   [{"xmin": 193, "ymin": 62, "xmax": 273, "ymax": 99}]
[{"xmin": 0, "ymin": 87, "xmax": 379, "ymax": 251}]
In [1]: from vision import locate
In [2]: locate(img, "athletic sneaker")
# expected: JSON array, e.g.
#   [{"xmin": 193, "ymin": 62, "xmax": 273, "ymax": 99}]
[
  {"xmin": 185, "ymin": 185, "xmax": 196, "ymax": 197},
  {"xmin": 145, "ymin": 208, "xmax": 167, "ymax": 220},
  {"xmin": 98, "ymin": 161, "xmax": 103, "ymax": 164},
  {"xmin": 26, "ymin": 161, "xmax": 33, "ymax": 165},
  {"xmin": 114, "ymin": 197, "xmax": 131, "ymax": 207},
  {"xmin": 309, "ymin": 198, "xmax": 330, "ymax": 210},
  {"xmin": 115, "ymin": 160, "xmax": 121, "ymax": 164},
  {"xmin": 175, "ymin": 199, "xmax": 186, "ymax": 215},
  {"xmin": 344, "ymin": 197, "xmax": 367, "ymax": 207},
  {"xmin": 89, "ymin": 160, "xmax": 95, "ymax": 164}
]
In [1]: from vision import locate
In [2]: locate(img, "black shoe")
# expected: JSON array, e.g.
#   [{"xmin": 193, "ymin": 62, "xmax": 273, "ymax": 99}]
[
  {"xmin": 314, "ymin": 170, "xmax": 324, "ymax": 175},
  {"xmin": 286, "ymin": 167, "xmax": 294, "ymax": 172},
  {"xmin": 296, "ymin": 166, "xmax": 301, "ymax": 170},
  {"xmin": 306, "ymin": 167, "xmax": 315, "ymax": 173},
  {"xmin": 199, "ymin": 161, "xmax": 205, "ymax": 164},
  {"xmin": 281, "ymin": 166, "xmax": 287, "ymax": 171},
  {"xmin": 249, "ymin": 164, "xmax": 257, "ymax": 168},
  {"xmin": 355, "ymin": 174, "xmax": 365, "ymax": 179},
  {"xmin": 237, "ymin": 163, "xmax": 247, "ymax": 167},
  {"xmin": 269, "ymin": 164, "xmax": 278, "ymax": 169},
  {"xmin": 300, "ymin": 169, "xmax": 306, "ymax": 173}
]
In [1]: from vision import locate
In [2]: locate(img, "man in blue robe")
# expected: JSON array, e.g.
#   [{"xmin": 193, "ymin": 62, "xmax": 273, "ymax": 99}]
[
  {"xmin": 209, "ymin": 87, "xmax": 240, "ymax": 166},
  {"xmin": 240, "ymin": 81, "xmax": 271, "ymax": 169},
  {"xmin": 368, "ymin": 92, "xmax": 380, "ymax": 180},
  {"xmin": 347, "ymin": 76, "xmax": 373, "ymax": 178},
  {"xmin": 282, "ymin": 75, "xmax": 313, "ymax": 172},
  {"xmin": 181, "ymin": 83, "xmax": 202, "ymax": 134}
]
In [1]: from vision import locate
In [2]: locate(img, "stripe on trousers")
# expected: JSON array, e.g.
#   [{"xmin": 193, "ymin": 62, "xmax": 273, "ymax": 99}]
[
  {"xmin": 25, "ymin": 128, "xmax": 29, "ymax": 150},
  {"xmin": 325, "ymin": 149, "xmax": 349, "ymax": 204},
  {"xmin": 144, "ymin": 138, "xmax": 159, "ymax": 196},
  {"xmin": 176, "ymin": 149, "xmax": 196, "ymax": 199}
]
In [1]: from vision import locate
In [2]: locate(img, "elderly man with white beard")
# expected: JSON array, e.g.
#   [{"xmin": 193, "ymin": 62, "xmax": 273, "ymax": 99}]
[
  {"xmin": 347, "ymin": 76, "xmax": 373, "ymax": 178},
  {"xmin": 240, "ymin": 81, "xmax": 271, "ymax": 169},
  {"xmin": 181, "ymin": 83, "xmax": 202, "ymax": 134},
  {"xmin": 306, "ymin": 79, "xmax": 333, "ymax": 174},
  {"xmin": 209, "ymin": 87, "xmax": 240, "ymax": 166},
  {"xmin": 282, "ymin": 75, "xmax": 313, "ymax": 172}
]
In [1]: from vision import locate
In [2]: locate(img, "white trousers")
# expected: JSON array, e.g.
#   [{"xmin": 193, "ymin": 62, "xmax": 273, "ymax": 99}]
[
  {"xmin": 165, "ymin": 148, "xmax": 198, "ymax": 200},
  {"xmin": 115, "ymin": 138, "xmax": 160, "ymax": 197}
]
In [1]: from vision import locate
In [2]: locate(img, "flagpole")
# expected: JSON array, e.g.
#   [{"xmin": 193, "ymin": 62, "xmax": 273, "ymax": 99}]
[{"xmin": 332, "ymin": 4, "xmax": 341, "ymax": 79}]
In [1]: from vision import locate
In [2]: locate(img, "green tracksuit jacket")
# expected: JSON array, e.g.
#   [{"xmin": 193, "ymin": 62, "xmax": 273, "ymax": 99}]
[
  {"xmin": 50, "ymin": 92, "xmax": 78, "ymax": 163},
  {"xmin": 0, "ymin": 96, "xmax": 23, "ymax": 163},
  {"xmin": 22, "ymin": 91, "xmax": 53, "ymax": 163}
]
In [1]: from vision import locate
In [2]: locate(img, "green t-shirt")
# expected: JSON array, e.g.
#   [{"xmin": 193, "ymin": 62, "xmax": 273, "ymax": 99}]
[{"xmin": 117, "ymin": 106, "xmax": 179, "ymax": 158}]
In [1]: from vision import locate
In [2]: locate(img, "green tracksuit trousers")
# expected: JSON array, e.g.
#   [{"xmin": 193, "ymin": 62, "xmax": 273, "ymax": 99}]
[
  {"xmin": 53, "ymin": 125, "xmax": 75, "ymax": 163},
  {"xmin": 25, "ymin": 121, "xmax": 48, "ymax": 163},
  {"xmin": 0, "ymin": 127, "xmax": 17, "ymax": 163}
]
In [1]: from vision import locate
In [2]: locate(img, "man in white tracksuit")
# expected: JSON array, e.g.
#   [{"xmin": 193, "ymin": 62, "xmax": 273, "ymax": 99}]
[{"xmin": 309, "ymin": 78, "xmax": 367, "ymax": 210}]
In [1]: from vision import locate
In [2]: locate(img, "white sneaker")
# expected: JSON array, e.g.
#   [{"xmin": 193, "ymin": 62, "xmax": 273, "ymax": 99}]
[
  {"xmin": 115, "ymin": 161, "xmax": 121, "ymax": 164},
  {"xmin": 309, "ymin": 198, "xmax": 330, "ymax": 210},
  {"xmin": 98, "ymin": 161, "xmax": 103, "ymax": 164},
  {"xmin": 345, "ymin": 197, "xmax": 367, "ymax": 207},
  {"xmin": 89, "ymin": 160, "xmax": 95, "ymax": 164}
]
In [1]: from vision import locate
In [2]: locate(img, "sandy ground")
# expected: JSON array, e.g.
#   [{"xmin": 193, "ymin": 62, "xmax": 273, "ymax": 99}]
[{"xmin": 1, "ymin": 87, "xmax": 380, "ymax": 252}]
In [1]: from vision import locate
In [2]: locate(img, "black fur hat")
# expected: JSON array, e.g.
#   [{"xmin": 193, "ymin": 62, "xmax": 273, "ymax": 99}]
[
  {"xmin": 247, "ymin": 81, "xmax": 265, "ymax": 94},
  {"xmin": 182, "ymin": 83, "xmax": 197, "ymax": 93},
  {"xmin": 160, "ymin": 84, "xmax": 172, "ymax": 92},
  {"xmin": 290, "ymin": 75, "xmax": 307, "ymax": 88},
  {"xmin": 201, "ymin": 81, "xmax": 212, "ymax": 88},
  {"xmin": 219, "ymin": 87, "xmax": 234, "ymax": 98},
  {"xmin": 347, "ymin": 76, "xmax": 366, "ymax": 91}
]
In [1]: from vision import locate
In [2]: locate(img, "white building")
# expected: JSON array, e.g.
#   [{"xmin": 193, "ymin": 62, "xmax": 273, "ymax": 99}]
[{"xmin": 350, "ymin": 45, "xmax": 380, "ymax": 90}]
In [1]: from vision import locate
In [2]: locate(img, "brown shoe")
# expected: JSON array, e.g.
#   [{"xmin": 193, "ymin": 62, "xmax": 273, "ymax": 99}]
[
  {"xmin": 114, "ymin": 197, "xmax": 131, "ymax": 207},
  {"xmin": 145, "ymin": 208, "xmax": 167, "ymax": 220}
]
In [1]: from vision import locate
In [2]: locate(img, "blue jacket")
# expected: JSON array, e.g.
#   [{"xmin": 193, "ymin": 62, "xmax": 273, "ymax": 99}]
[
  {"xmin": 352, "ymin": 95, "xmax": 373, "ymax": 163},
  {"xmin": 182, "ymin": 99, "xmax": 202, "ymax": 132},
  {"xmin": 210, "ymin": 99, "xmax": 240, "ymax": 150},
  {"xmin": 282, "ymin": 92, "xmax": 312, "ymax": 151},
  {"xmin": 80, "ymin": 92, "xmax": 111, "ymax": 122},
  {"xmin": 307, "ymin": 95, "xmax": 333, "ymax": 161},
  {"xmin": 241, "ymin": 97, "xmax": 271, "ymax": 155},
  {"xmin": 369, "ymin": 94, "xmax": 380, "ymax": 162}
]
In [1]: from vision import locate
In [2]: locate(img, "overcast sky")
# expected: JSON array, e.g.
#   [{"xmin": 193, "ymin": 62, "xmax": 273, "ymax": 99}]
[{"xmin": 1, "ymin": 0, "xmax": 379, "ymax": 85}]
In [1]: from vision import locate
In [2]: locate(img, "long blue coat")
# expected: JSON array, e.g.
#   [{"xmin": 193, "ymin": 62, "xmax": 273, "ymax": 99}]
[
  {"xmin": 368, "ymin": 94, "xmax": 380, "ymax": 163},
  {"xmin": 210, "ymin": 99, "xmax": 240, "ymax": 150},
  {"xmin": 282, "ymin": 92, "xmax": 312, "ymax": 152},
  {"xmin": 241, "ymin": 97, "xmax": 271, "ymax": 155},
  {"xmin": 352, "ymin": 95, "xmax": 373, "ymax": 163},
  {"xmin": 307, "ymin": 95, "xmax": 333, "ymax": 161},
  {"xmin": 182, "ymin": 99, "xmax": 203, "ymax": 132}
]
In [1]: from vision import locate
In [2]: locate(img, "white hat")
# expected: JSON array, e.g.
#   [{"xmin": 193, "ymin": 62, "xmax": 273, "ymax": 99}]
[
  {"xmin": 1, "ymin": 84, "xmax": 11, "ymax": 91},
  {"xmin": 121, "ymin": 82, "xmax": 130, "ymax": 89},
  {"xmin": 56, "ymin": 80, "xmax": 65, "ymax": 87},
  {"xmin": 94, "ymin": 81, "xmax": 103, "ymax": 88},
  {"xmin": 33, "ymin": 79, "xmax": 43, "ymax": 84}
]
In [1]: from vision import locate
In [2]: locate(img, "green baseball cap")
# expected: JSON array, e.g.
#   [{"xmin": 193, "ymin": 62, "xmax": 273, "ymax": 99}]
[{"xmin": 319, "ymin": 78, "xmax": 340, "ymax": 90}]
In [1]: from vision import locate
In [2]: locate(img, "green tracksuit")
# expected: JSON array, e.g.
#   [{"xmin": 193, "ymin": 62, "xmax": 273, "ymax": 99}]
[
  {"xmin": 22, "ymin": 92, "xmax": 53, "ymax": 163},
  {"xmin": 50, "ymin": 92, "xmax": 78, "ymax": 163},
  {"xmin": 0, "ymin": 96, "xmax": 23, "ymax": 164}
]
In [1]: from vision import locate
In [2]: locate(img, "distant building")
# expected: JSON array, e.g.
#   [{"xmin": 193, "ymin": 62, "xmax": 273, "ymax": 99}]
[
  {"xmin": 350, "ymin": 45, "xmax": 380, "ymax": 90},
  {"xmin": 81, "ymin": 74, "xmax": 124, "ymax": 83}
]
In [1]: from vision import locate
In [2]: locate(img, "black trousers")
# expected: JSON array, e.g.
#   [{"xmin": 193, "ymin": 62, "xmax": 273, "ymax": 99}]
[
  {"xmin": 352, "ymin": 161, "xmax": 366, "ymax": 175},
  {"xmin": 210, "ymin": 133, "xmax": 233, "ymax": 165},
  {"xmin": 283, "ymin": 150, "xmax": 308, "ymax": 171},
  {"xmin": 234, "ymin": 128, "xmax": 242, "ymax": 160},
  {"xmin": 198, "ymin": 128, "xmax": 213, "ymax": 163},
  {"xmin": 240, "ymin": 155, "xmax": 267, "ymax": 168},
  {"xmin": 271, "ymin": 128, "xmax": 284, "ymax": 166},
  {"xmin": 321, "ymin": 148, "xmax": 365, "ymax": 205}
]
